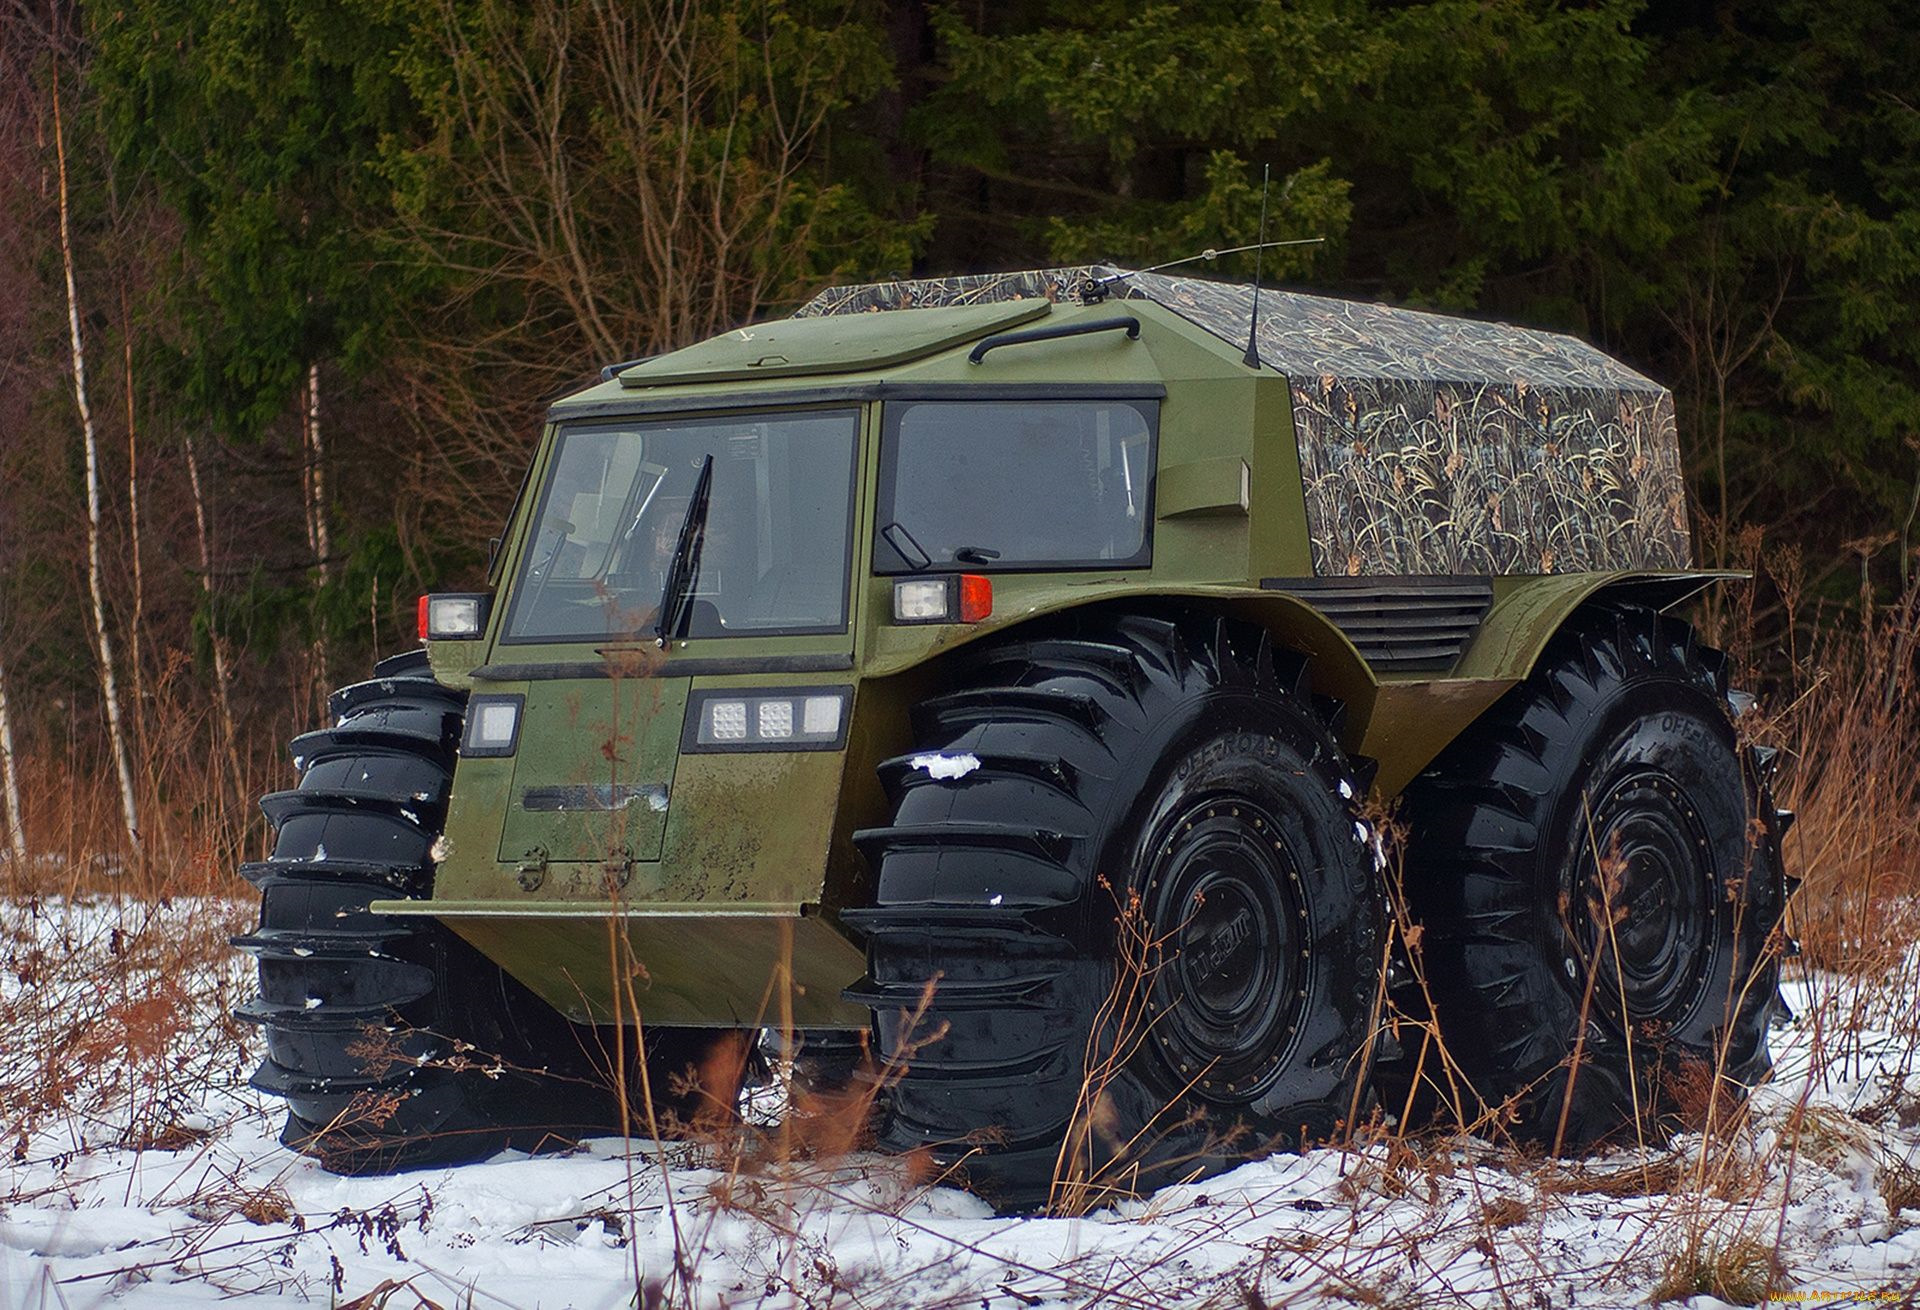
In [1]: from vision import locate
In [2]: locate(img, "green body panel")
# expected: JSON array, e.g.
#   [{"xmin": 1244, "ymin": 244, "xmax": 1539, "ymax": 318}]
[
  {"xmin": 498, "ymin": 677, "xmax": 686, "ymax": 865},
  {"xmin": 390, "ymin": 901, "xmax": 869, "ymax": 1028},
  {"xmin": 383, "ymin": 279, "xmax": 1732, "ymax": 1027}
]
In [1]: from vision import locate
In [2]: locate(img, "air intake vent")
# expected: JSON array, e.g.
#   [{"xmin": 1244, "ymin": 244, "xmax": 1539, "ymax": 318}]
[{"xmin": 1260, "ymin": 577, "xmax": 1494, "ymax": 672}]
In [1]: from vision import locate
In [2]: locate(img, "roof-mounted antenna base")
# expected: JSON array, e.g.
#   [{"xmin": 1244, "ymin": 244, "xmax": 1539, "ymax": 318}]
[{"xmin": 1244, "ymin": 165, "xmax": 1271, "ymax": 371}]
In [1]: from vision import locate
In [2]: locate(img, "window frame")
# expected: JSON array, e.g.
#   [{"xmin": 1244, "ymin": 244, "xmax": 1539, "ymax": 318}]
[
  {"xmin": 498, "ymin": 406, "xmax": 863, "ymax": 645},
  {"xmin": 873, "ymin": 396, "xmax": 1160, "ymax": 576}
]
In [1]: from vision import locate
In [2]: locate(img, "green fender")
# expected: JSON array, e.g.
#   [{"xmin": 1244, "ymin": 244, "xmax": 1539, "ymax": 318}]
[
  {"xmin": 854, "ymin": 571, "xmax": 1739, "ymax": 804},
  {"xmin": 1358, "ymin": 569, "xmax": 1743, "ymax": 797}
]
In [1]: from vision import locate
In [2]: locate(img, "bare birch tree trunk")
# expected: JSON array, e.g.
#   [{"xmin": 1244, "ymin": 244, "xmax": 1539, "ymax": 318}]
[
  {"xmin": 52, "ymin": 72, "xmax": 140, "ymax": 856},
  {"xmin": 122, "ymin": 290, "xmax": 149, "ymax": 764},
  {"xmin": 306, "ymin": 362, "xmax": 332, "ymax": 575},
  {"xmin": 0, "ymin": 661, "xmax": 27, "ymax": 867},
  {"xmin": 185, "ymin": 436, "xmax": 245, "ymax": 809},
  {"xmin": 301, "ymin": 361, "xmax": 332, "ymax": 694}
]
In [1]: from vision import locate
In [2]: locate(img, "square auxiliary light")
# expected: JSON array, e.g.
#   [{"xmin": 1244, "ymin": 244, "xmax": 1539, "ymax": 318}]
[
  {"xmin": 418, "ymin": 592, "xmax": 492, "ymax": 641},
  {"xmin": 461, "ymin": 693, "xmax": 524, "ymax": 758},
  {"xmin": 891, "ymin": 574, "xmax": 992, "ymax": 625},
  {"xmin": 757, "ymin": 699, "xmax": 794, "ymax": 740},
  {"xmin": 802, "ymin": 695, "xmax": 842, "ymax": 736},
  {"xmin": 685, "ymin": 687, "xmax": 852, "ymax": 753},
  {"xmin": 708, "ymin": 699, "xmax": 749, "ymax": 741}
]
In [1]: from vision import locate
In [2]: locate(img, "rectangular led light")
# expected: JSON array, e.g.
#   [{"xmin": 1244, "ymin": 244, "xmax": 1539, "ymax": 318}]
[
  {"xmin": 460, "ymin": 693, "xmax": 524, "ymax": 757},
  {"xmin": 686, "ymin": 687, "xmax": 852, "ymax": 752}
]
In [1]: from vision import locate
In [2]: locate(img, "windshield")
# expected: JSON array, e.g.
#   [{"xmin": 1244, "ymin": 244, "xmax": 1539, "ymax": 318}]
[
  {"xmin": 503, "ymin": 409, "xmax": 859, "ymax": 643},
  {"xmin": 875, "ymin": 399, "xmax": 1156, "ymax": 573}
]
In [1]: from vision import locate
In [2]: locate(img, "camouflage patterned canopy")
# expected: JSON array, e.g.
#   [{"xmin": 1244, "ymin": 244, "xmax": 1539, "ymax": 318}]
[{"xmin": 799, "ymin": 267, "xmax": 1692, "ymax": 577}]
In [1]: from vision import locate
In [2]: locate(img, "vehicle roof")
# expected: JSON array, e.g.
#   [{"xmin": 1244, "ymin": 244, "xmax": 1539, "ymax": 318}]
[
  {"xmin": 612, "ymin": 299, "xmax": 1048, "ymax": 389},
  {"xmin": 799, "ymin": 267, "xmax": 1662, "ymax": 393},
  {"xmin": 547, "ymin": 264, "xmax": 1665, "ymax": 419}
]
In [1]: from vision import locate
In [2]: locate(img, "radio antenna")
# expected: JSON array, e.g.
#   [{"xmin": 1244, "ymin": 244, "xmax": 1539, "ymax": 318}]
[
  {"xmin": 1243, "ymin": 165, "xmax": 1270, "ymax": 370},
  {"xmin": 1078, "ymin": 230, "xmax": 1321, "ymax": 303}
]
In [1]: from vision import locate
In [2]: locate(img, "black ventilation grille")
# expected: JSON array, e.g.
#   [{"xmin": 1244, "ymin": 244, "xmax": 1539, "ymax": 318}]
[{"xmin": 1259, "ymin": 577, "xmax": 1495, "ymax": 672}]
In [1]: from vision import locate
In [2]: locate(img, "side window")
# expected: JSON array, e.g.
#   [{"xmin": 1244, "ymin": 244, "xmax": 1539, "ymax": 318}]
[{"xmin": 876, "ymin": 399, "xmax": 1156, "ymax": 573}]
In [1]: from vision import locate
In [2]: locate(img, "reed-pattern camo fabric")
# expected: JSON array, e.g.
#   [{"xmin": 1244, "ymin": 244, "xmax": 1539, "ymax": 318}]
[{"xmin": 798, "ymin": 268, "xmax": 1692, "ymax": 576}]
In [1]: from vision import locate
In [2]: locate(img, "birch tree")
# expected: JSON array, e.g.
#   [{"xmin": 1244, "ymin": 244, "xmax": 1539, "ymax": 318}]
[
  {"xmin": 0, "ymin": 658, "xmax": 26, "ymax": 867},
  {"xmin": 185, "ymin": 436, "xmax": 245, "ymax": 810},
  {"xmin": 301, "ymin": 361, "xmax": 332, "ymax": 691},
  {"xmin": 51, "ymin": 68, "xmax": 140, "ymax": 856},
  {"xmin": 121, "ymin": 288, "xmax": 148, "ymax": 758}
]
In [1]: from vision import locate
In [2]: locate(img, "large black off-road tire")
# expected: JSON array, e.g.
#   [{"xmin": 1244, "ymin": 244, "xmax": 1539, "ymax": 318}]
[
  {"xmin": 235, "ymin": 651, "xmax": 730, "ymax": 1171},
  {"xmin": 848, "ymin": 612, "xmax": 1382, "ymax": 1210},
  {"xmin": 1394, "ymin": 607, "xmax": 1789, "ymax": 1150}
]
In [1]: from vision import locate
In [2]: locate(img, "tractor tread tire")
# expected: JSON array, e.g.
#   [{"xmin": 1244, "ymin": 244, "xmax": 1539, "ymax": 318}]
[
  {"xmin": 852, "ymin": 610, "xmax": 1380, "ymax": 1210},
  {"xmin": 1395, "ymin": 606, "xmax": 1788, "ymax": 1149},
  {"xmin": 238, "ymin": 650, "xmax": 615, "ymax": 1173}
]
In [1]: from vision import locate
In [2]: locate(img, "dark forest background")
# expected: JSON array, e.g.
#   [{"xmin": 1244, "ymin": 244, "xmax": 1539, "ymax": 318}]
[{"xmin": 1, "ymin": 0, "xmax": 1916, "ymax": 863}]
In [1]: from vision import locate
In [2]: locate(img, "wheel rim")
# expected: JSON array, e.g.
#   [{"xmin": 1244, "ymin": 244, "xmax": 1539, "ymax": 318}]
[
  {"xmin": 1143, "ymin": 800, "xmax": 1307, "ymax": 1101},
  {"xmin": 1571, "ymin": 771, "xmax": 1719, "ymax": 1024}
]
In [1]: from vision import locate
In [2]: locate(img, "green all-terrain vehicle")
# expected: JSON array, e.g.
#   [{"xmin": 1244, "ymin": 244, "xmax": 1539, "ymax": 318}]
[{"xmin": 236, "ymin": 267, "xmax": 1792, "ymax": 1206}]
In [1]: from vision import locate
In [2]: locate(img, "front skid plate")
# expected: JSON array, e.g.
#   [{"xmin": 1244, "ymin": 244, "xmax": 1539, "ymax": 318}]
[{"xmin": 367, "ymin": 899, "xmax": 869, "ymax": 1028}]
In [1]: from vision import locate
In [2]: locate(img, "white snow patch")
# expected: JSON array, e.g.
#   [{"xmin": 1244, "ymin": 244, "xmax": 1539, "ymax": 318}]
[
  {"xmin": 8, "ymin": 895, "xmax": 1920, "ymax": 1310},
  {"xmin": 429, "ymin": 834, "xmax": 453, "ymax": 863},
  {"xmin": 908, "ymin": 752, "xmax": 981, "ymax": 781}
]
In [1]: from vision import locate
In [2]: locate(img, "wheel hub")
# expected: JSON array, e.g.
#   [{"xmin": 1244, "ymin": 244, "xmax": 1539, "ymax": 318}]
[
  {"xmin": 1572, "ymin": 771, "xmax": 1719, "ymax": 1024},
  {"xmin": 1144, "ymin": 802, "xmax": 1307, "ymax": 1100}
]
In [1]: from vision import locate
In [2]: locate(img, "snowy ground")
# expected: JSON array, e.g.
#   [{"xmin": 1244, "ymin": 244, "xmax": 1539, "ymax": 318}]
[{"xmin": 4, "ymin": 896, "xmax": 1920, "ymax": 1309}]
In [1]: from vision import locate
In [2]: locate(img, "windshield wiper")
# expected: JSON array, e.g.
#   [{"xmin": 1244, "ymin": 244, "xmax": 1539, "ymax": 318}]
[
  {"xmin": 953, "ymin": 545, "xmax": 1001, "ymax": 564},
  {"xmin": 654, "ymin": 454, "xmax": 715, "ymax": 648}
]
